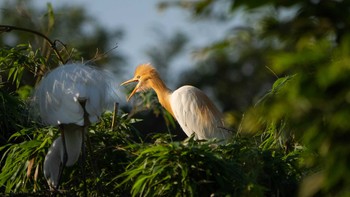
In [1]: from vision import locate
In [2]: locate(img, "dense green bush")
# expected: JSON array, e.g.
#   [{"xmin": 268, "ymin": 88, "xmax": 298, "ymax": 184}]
[{"xmin": 114, "ymin": 137, "xmax": 301, "ymax": 197}]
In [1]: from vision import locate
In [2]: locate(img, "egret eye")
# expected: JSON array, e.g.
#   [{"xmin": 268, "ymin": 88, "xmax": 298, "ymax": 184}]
[{"xmin": 136, "ymin": 75, "xmax": 141, "ymax": 79}]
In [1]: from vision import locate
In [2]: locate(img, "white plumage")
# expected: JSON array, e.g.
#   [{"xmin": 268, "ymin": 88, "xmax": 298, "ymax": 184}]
[
  {"xmin": 35, "ymin": 63, "xmax": 118, "ymax": 126},
  {"xmin": 121, "ymin": 63, "xmax": 231, "ymax": 141},
  {"xmin": 33, "ymin": 63, "xmax": 119, "ymax": 189},
  {"xmin": 170, "ymin": 86, "xmax": 230, "ymax": 140},
  {"xmin": 43, "ymin": 125, "xmax": 82, "ymax": 188}
]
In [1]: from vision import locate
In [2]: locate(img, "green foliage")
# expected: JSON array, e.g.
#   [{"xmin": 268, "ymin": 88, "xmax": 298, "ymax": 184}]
[
  {"xmin": 160, "ymin": 0, "xmax": 350, "ymax": 196},
  {"xmin": 269, "ymin": 37, "xmax": 350, "ymax": 196},
  {"xmin": 0, "ymin": 126, "xmax": 56, "ymax": 193},
  {"xmin": 241, "ymin": 36, "xmax": 350, "ymax": 196},
  {"xmin": 54, "ymin": 113, "xmax": 141, "ymax": 196},
  {"xmin": 0, "ymin": 43, "xmax": 47, "ymax": 89},
  {"xmin": 5, "ymin": 0, "xmax": 350, "ymax": 196},
  {"xmin": 0, "ymin": 0, "xmax": 125, "ymax": 68},
  {"xmin": 0, "ymin": 112, "xmax": 141, "ymax": 196},
  {"xmin": 0, "ymin": 90, "xmax": 25, "ymax": 141},
  {"xmin": 114, "ymin": 136, "xmax": 301, "ymax": 197},
  {"xmin": 0, "ymin": 1, "xmax": 126, "ymax": 195}
]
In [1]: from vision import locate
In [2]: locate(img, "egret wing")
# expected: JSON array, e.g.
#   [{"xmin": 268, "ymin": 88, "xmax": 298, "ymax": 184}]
[{"xmin": 170, "ymin": 86, "xmax": 230, "ymax": 140}]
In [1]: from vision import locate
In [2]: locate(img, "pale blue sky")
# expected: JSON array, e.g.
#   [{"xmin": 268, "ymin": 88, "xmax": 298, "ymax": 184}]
[{"xmin": 31, "ymin": 0, "xmax": 240, "ymax": 87}]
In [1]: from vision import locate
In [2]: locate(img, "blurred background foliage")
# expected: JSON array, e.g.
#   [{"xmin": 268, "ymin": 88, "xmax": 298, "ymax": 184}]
[{"xmin": 1, "ymin": 0, "xmax": 350, "ymax": 196}]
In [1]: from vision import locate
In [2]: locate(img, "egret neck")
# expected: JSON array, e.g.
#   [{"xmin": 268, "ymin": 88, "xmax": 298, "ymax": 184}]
[{"xmin": 149, "ymin": 76, "xmax": 175, "ymax": 117}]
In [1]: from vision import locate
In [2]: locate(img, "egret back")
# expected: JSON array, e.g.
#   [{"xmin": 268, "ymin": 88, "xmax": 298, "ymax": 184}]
[
  {"xmin": 33, "ymin": 63, "xmax": 119, "ymax": 126},
  {"xmin": 170, "ymin": 85, "xmax": 231, "ymax": 140}
]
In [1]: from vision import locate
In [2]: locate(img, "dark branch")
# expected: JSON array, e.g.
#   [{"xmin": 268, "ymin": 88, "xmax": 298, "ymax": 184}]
[{"xmin": 0, "ymin": 25, "xmax": 66, "ymax": 64}]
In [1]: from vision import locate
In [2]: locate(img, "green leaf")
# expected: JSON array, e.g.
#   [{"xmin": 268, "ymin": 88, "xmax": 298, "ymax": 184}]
[{"xmin": 47, "ymin": 3, "xmax": 55, "ymax": 32}]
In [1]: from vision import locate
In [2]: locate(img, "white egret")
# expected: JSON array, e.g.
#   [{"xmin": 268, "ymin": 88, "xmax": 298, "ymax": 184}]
[
  {"xmin": 121, "ymin": 63, "xmax": 231, "ymax": 141},
  {"xmin": 33, "ymin": 63, "xmax": 119, "ymax": 190}
]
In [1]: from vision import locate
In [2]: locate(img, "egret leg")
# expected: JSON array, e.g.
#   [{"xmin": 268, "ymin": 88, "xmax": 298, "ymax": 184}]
[
  {"xmin": 56, "ymin": 124, "xmax": 68, "ymax": 190},
  {"xmin": 80, "ymin": 125, "xmax": 87, "ymax": 197},
  {"xmin": 79, "ymin": 100, "xmax": 89, "ymax": 197}
]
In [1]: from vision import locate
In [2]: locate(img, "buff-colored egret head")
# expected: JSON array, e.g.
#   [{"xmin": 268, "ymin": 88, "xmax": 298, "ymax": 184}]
[{"xmin": 121, "ymin": 63, "xmax": 159, "ymax": 101}]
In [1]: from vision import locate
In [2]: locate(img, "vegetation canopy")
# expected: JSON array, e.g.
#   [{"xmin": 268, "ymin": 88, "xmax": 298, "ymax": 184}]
[{"xmin": 1, "ymin": 0, "xmax": 350, "ymax": 196}]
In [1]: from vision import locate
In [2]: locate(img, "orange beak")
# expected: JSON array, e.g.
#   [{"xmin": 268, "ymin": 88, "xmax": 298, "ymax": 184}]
[{"xmin": 120, "ymin": 78, "xmax": 140, "ymax": 101}]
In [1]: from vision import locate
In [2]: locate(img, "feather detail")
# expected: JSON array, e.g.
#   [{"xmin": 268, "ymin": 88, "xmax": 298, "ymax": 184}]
[
  {"xmin": 170, "ymin": 86, "xmax": 231, "ymax": 140},
  {"xmin": 33, "ymin": 63, "xmax": 119, "ymax": 126}
]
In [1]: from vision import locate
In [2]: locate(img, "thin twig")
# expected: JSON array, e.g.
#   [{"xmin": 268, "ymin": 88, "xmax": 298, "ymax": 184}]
[
  {"xmin": 111, "ymin": 102, "xmax": 119, "ymax": 130},
  {"xmin": 265, "ymin": 66, "xmax": 279, "ymax": 79},
  {"xmin": 217, "ymin": 126, "xmax": 235, "ymax": 133},
  {"xmin": 85, "ymin": 43, "xmax": 118, "ymax": 65},
  {"xmin": 53, "ymin": 39, "xmax": 70, "ymax": 61}
]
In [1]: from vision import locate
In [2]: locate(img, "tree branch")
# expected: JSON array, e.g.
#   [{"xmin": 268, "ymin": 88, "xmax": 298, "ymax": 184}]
[{"xmin": 0, "ymin": 25, "xmax": 66, "ymax": 64}]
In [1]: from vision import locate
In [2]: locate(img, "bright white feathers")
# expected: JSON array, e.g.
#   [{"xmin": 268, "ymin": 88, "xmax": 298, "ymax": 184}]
[
  {"xmin": 170, "ymin": 85, "xmax": 230, "ymax": 140},
  {"xmin": 33, "ymin": 63, "xmax": 119, "ymax": 189},
  {"xmin": 34, "ymin": 63, "xmax": 119, "ymax": 126}
]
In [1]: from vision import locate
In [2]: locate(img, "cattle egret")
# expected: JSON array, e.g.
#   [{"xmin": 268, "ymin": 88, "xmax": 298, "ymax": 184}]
[
  {"xmin": 121, "ymin": 63, "xmax": 231, "ymax": 141},
  {"xmin": 33, "ymin": 63, "xmax": 119, "ymax": 190}
]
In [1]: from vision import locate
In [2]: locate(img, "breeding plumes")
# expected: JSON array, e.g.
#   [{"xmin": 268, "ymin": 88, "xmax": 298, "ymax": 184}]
[
  {"xmin": 33, "ymin": 63, "xmax": 119, "ymax": 190},
  {"xmin": 121, "ymin": 63, "xmax": 231, "ymax": 141}
]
